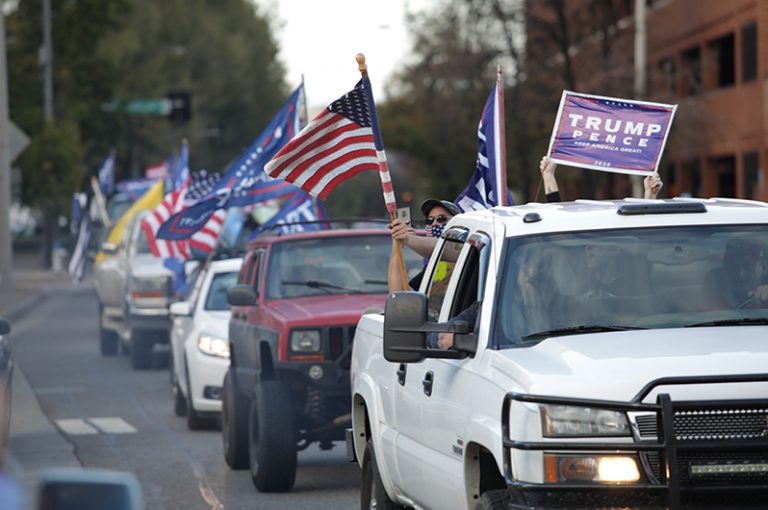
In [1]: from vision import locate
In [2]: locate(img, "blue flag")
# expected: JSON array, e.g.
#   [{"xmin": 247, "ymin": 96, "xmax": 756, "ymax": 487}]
[
  {"xmin": 97, "ymin": 152, "xmax": 115, "ymax": 196},
  {"xmin": 455, "ymin": 83, "xmax": 513, "ymax": 212},
  {"xmin": 249, "ymin": 191, "xmax": 329, "ymax": 239},
  {"xmin": 157, "ymin": 85, "xmax": 304, "ymax": 241}
]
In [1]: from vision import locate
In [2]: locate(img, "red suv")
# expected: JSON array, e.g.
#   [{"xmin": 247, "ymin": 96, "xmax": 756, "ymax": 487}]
[{"xmin": 223, "ymin": 227, "xmax": 418, "ymax": 492}]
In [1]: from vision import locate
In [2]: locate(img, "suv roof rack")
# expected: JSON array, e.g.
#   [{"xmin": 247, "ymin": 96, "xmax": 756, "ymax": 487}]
[{"xmin": 617, "ymin": 202, "xmax": 707, "ymax": 215}]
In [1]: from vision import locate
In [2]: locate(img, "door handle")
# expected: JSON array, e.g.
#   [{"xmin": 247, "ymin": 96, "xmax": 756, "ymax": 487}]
[
  {"xmin": 422, "ymin": 371, "xmax": 434, "ymax": 397},
  {"xmin": 397, "ymin": 363, "xmax": 407, "ymax": 386}
]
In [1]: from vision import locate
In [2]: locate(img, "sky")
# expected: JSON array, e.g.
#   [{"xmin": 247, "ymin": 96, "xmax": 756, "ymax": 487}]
[{"xmin": 253, "ymin": 0, "xmax": 427, "ymax": 111}]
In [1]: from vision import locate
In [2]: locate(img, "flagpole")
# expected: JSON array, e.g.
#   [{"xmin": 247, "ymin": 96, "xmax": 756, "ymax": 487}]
[
  {"xmin": 496, "ymin": 65, "xmax": 508, "ymax": 206},
  {"xmin": 356, "ymin": 53, "xmax": 409, "ymax": 291}
]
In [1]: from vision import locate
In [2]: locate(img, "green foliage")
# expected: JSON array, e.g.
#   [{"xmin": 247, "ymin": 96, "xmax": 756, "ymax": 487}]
[{"xmin": 18, "ymin": 121, "xmax": 84, "ymax": 212}]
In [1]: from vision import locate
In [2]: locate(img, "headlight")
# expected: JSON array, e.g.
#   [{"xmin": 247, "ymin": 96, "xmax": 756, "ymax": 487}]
[
  {"xmin": 197, "ymin": 335, "xmax": 230, "ymax": 358},
  {"xmin": 544, "ymin": 454, "xmax": 641, "ymax": 484},
  {"xmin": 130, "ymin": 276, "xmax": 170, "ymax": 300},
  {"xmin": 540, "ymin": 405, "xmax": 630, "ymax": 437},
  {"xmin": 290, "ymin": 330, "xmax": 321, "ymax": 352}
]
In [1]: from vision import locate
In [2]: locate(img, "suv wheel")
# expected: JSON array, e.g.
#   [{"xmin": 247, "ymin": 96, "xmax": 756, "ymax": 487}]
[
  {"xmin": 222, "ymin": 368, "xmax": 249, "ymax": 469},
  {"xmin": 185, "ymin": 359, "xmax": 206, "ymax": 430},
  {"xmin": 98, "ymin": 306, "xmax": 118, "ymax": 356},
  {"xmin": 130, "ymin": 330, "xmax": 152, "ymax": 370},
  {"xmin": 249, "ymin": 380, "xmax": 297, "ymax": 492},
  {"xmin": 361, "ymin": 439, "xmax": 404, "ymax": 510},
  {"xmin": 172, "ymin": 369, "xmax": 187, "ymax": 417},
  {"xmin": 475, "ymin": 490, "xmax": 511, "ymax": 510}
]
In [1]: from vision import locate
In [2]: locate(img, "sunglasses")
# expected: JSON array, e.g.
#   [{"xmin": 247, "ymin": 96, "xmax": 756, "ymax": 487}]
[{"xmin": 425, "ymin": 215, "xmax": 449, "ymax": 226}]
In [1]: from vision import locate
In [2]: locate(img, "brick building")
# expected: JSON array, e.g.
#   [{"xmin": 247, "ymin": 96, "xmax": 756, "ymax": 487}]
[{"xmin": 526, "ymin": 0, "xmax": 767, "ymax": 200}]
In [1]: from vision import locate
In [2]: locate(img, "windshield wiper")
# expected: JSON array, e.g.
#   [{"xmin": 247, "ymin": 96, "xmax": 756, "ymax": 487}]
[
  {"xmin": 281, "ymin": 280, "xmax": 362, "ymax": 294},
  {"xmin": 521, "ymin": 324, "xmax": 647, "ymax": 341},
  {"xmin": 685, "ymin": 317, "xmax": 768, "ymax": 328}
]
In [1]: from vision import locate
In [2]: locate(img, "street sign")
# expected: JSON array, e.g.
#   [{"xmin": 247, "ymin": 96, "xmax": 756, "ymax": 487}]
[
  {"xmin": 101, "ymin": 99, "xmax": 173, "ymax": 116},
  {"xmin": 8, "ymin": 121, "xmax": 29, "ymax": 163}
]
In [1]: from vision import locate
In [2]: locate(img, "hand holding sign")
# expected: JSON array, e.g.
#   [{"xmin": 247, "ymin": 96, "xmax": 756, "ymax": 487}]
[
  {"xmin": 644, "ymin": 174, "xmax": 663, "ymax": 199},
  {"xmin": 547, "ymin": 91, "xmax": 677, "ymax": 176}
]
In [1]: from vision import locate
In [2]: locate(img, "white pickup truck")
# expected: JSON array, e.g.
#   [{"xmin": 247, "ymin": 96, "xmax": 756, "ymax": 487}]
[{"xmin": 349, "ymin": 198, "xmax": 768, "ymax": 510}]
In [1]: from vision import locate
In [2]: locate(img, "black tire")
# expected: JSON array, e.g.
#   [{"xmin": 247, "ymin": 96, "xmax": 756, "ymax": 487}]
[
  {"xmin": 130, "ymin": 330, "xmax": 152, "ymax": 370},
  {"xmin": 249, "ymin": 380, "xmax": 297, "ymax": 492},
  {"xmin": 222, "ymin": 368, "xmax": 249, "ymax": 469},
  {"xmin": 185, "ymin": 359, "xmax": 206, "ymax": 430},
  {"xmin": 361, "ymin": 439, "xmax": 403, "ymax": 510},
  {"xmin": 99, "ymin": 326, "xmax": 118, "ymax": 356},
  {"xmin": 172, "ymin": 373, "xmax": 187, "ymax": 417},
  {"xmin": 98, "ymin": 306, "xmax": 118, "ymax": 356},
  {"xmin": 475, "ymin": 490, "xmax": 511, "ymax": 510}
]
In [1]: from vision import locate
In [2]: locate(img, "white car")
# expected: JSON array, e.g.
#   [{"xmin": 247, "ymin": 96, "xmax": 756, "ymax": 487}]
[{"xmin": 170, "ymin": 257, "xmax": 241, "ymax": 430}]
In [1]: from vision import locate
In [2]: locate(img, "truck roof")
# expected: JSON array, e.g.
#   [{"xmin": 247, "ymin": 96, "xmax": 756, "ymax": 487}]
[{"xmin": 455, "ymin": 198, "xmax": 768, "ymax": 236}]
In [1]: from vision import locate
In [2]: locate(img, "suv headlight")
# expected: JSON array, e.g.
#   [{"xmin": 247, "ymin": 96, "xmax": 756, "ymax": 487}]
[
  {"xmin": 129, "ymin": 276, "xmax": 170, "ymax": 300},
  {"xmin": 197, "ymin": 335, "xmax": 230, "ymax": 358},
  {"xmin": 290, "ymin": 330, "xmax": 321, "ymax": 352},
  {"xmin": 540, "ymin": 405, "xmax": 630, "ymax": 437}
]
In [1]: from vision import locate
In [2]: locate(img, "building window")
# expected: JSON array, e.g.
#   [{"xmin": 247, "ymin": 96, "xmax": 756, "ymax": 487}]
[
  {"xmin": 710, "ymin": 155, "xmax": 736, "ymax": 197},
  {"xmin": 681, "ymin": 46, "xmax": 702, "ymax": 96},
  {"xmin": 657, "ymin": 57, "xmax": 677, "ymax": 97},
  {"xmin": 664, "ymin": 162, "xmax": 677, "ymax": 197},
  {"xmin": 742, "ymin": 22, "xmax": 757, "ymax": 83},
  {"xmin": 743, "ymin": 152, "xmax": 759, "ymax": 198},
  {"xmin": 681, "ymin": 159, "xmax": 701, "ymax": 197},
  {"xmin": 706, "ymin": 33, "xmax": 735, "ymax": 89}
]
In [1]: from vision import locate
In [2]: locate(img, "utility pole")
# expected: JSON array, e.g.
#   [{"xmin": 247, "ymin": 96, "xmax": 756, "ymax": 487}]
[
  {"xmin": 41, "ymin": 0, "xmax": 54, "ymax": 268},
  {"xmin": 632, "ymin": 0, "xmax": 647, "ymax": 198},
  {"xmin": 0, "ymin": 10, "xmax": 13, "ymax": 289},
  {"xmin": 42, "ymin": 0, "xmax": 54, "ymax": 122}
]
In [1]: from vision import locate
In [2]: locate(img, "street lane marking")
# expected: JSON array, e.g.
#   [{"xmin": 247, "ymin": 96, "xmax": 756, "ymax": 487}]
[
  {"xmin": 55, "ymin": 419, "xmax": 99, "ymax": 435},
  {"xmin": 36, "ymin": 386, "xmax": 87, "ymax": 396},
  {"xmin": 87, "ymin": 417, "xmax": 137, "ymax": 434}
]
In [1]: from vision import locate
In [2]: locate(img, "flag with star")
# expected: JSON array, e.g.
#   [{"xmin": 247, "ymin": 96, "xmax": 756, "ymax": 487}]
[
  {"xmin": 265, "ymin": 79, "xmax": 388, "ymax": 204},
  {"xmin": 157, "ymin": 84, "xmax": 303, "ymax": 240}
]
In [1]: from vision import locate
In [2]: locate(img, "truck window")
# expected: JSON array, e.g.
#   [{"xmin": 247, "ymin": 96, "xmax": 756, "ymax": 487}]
[
  {"xmin": 493, "ymin": 225, "xmax": 768, "ymax": 347},
  {"xmin": 426, "ymin": 237, "xmax": 464, "ymax": 321},
  {"xmin": 447, "ymin": 233, "xmax": 490, "ymax": 321}
]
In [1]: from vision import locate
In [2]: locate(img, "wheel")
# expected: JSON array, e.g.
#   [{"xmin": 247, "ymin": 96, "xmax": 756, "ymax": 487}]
[
  {"xmin": 172, "ymin": 369, "xmax": 187, "ymax": 417},
  {"xmin": 249, "ymin": 380, "xmax": 297, "ymax": 492},
  {"xmin": 475, "ymin": 490, "xmax": 511, "ymax": 510},
  {"xmin": 98, "ymin": 306, "xmax": 118, "ymax": 356},
  {"xmin": 99, "ymin": 325, "xmax": 118, "ymax": 356},
  {"xmin": 361, "ymin": 439, "xmax": 404, "ymax": 510},
  {"xmin": 130, "ymin": 330, "xmax": 152, "ymax": 370},
  {"xmin": 222, "ymin": 368, "xmax": 249, "ymax": 469},
  {"xmin": 185, "ymin": 358, "xmax": 206, "ymax": 430}
]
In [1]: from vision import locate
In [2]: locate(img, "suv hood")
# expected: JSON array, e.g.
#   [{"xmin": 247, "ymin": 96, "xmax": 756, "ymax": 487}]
[
  {"xmin": 129, "ymin": 254, "xmax": 173, "ymax": 278},
  {"xmin": 266, "ymin": 294, "xmax": 386, "ymax": 327},
  {"xmin": 491, "ymin": 326, "xmax": 768, "ymax": 402}
]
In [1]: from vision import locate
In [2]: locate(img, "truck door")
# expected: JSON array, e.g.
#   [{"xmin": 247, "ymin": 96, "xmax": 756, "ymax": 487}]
[
  {"xmin": 393, "ymin": 228, "xmax": 467, "ymax": 503},
  {"xmin": 415, "ymin": 231, "xmax": 490, "ymax": 510}
]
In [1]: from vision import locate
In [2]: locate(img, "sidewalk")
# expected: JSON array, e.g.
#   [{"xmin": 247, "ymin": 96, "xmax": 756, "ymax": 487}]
[{"xmin": 3, "ymin": 252, "xmax": 85, "ymax": 490}]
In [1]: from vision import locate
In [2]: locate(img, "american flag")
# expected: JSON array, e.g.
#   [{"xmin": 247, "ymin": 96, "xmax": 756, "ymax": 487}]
[
  {"xmin": 141, "ymin": 170, "xmax": 225, "ymax": 259},
  {"xmin": 455, "ymin": 79, "xmax": 513, "ymax": 212},
  {"xmin": 265, "ymin": 79, "xmax": 385, "ymax": 202}
]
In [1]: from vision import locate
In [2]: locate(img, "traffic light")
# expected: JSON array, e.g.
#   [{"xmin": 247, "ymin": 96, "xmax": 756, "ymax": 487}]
[{"xmin": 167, "ymin": 91, "xmax": 191, "ymax": 123}]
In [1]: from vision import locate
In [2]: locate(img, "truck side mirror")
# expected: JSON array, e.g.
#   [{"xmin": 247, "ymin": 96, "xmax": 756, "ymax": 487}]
[
  {"xmin": 101, "ymin": 242, "xmax": 119, "ymax": 255},
  {"xmin": 383, "ymin": 291, "xmax": 427, "ymax": 363},
  {"xmin": 227, "ymin": 285, "xmax": 257, "ymax": 307},
  {"xmin": 170, "ymin": 301, "xmax": 192, "ymax": 317},
  {"xmin": 37, "ymin": 468, "xmax": 144, "ymax": 510}
]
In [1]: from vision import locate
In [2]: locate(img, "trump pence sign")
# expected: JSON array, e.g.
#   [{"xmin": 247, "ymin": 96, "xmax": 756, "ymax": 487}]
[{"xmin": 547, "ymin": 91, "xmax": 677, "ymax": 175}]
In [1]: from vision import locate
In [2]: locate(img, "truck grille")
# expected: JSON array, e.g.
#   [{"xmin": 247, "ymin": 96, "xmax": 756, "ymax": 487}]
[
  {"xmin": 327, "ymin": 325, "xmax": 356, "ymax": 369},
  {"xmin": 634, "ymin": 407, "xmax": 768, "ymax": 486}
]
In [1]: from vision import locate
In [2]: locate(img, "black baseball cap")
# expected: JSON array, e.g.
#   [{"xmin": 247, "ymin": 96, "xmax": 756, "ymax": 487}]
[{"xmin": 420, "ymin": 198, "xmax": 460, "ymax": 217}]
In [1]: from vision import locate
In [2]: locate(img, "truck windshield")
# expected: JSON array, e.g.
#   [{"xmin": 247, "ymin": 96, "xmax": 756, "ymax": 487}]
[
  {"xmin": 494, "ymin": 225, "xmax": 768, "ymax": 346},
  {"xmin": 264, "ymin": 235, "xmax": 419, "ymax": 299}
]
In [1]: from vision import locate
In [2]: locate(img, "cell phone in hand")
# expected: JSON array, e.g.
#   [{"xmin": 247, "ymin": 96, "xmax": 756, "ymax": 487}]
[{"xmin": 396, "ymin": 207, "xmax": 411, "ymax": 226}]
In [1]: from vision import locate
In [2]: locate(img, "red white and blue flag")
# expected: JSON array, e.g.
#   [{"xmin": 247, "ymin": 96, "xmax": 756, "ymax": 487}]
[
  {"xmin": 456, "ymin": 75, "xmax": 512, "ymax": 212},
  {"xmin": 265, "ymin": 78, "xmax": 397, "ymax": 211},
  {"xmin": 157, "ymin": 85, "xmax": 304, "ymax": 241}
]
